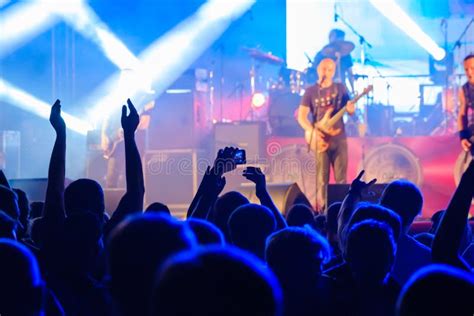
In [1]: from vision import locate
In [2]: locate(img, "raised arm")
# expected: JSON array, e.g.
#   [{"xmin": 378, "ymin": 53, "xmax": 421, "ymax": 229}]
[
  {"xmin": 43, "ymin": 99, "xmax": 66, "ymax": 221},
  {"xmin": 188, "ymin": 166, "xmax": 226, "ymax": 220},
  {"xmin": 105, "ymin": 99, "xmax": 144, "ymax": 235},
  {"xmin": 188, "ymin": 148, "xmax": 235, "ymax": 220},
  {"xmin": 243, "ymin": 166, "xmax": 287, "ymax": 230},
  {"xmin": 338, "ymin": 170, "xmax": 376, "ymax": 241},
  {"xmin": 432, "ymin": 160, "xmax": 474, "ymax": 270}
]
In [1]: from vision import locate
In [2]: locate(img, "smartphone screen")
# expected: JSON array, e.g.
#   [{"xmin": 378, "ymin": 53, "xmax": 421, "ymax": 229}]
[{"xmin": 234, "ymin": 149, "xmax": 246, "ymax": 165}]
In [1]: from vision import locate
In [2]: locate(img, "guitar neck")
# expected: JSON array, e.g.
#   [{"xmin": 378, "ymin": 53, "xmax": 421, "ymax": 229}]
[{"xmin": 326, "ymin": 91, "xmax": 368, "ymax": 127}]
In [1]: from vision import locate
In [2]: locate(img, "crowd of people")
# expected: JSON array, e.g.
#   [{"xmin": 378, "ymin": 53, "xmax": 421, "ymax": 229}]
[{"xmin": 0, "ymin": 98, "xmax": 473, "ymax": 316}]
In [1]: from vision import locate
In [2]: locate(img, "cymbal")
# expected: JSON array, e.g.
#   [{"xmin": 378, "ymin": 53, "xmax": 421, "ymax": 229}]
[
  {"xmin": 321, "ymin": 40, "xmax": 355, "ymax": 57},
  {"xmin": 243, "ymin": 47, "xmax": 284, "ymax": 65}
]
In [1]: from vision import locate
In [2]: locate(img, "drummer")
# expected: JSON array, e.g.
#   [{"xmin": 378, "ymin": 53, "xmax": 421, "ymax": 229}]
[{"xmin": 313, "ymin": 29, "xmax": 355, "ymax": 93}]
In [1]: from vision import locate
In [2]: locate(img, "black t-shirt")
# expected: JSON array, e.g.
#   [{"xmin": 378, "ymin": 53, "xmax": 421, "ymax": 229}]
[
  {"xmin": 300, "ymin": 82, "xmax": 350, "ymax": 139},
  {"xmin": 462, "ymin": 82, "xmax": 474, "ymax": 127}
]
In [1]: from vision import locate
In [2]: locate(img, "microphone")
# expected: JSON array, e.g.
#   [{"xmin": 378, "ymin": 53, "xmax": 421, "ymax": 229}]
[
  {"xmin": 320, "ymin": 75, "xmax": 326, "ymax": 85},
  {"xmin": 334, "ymin": 3, "xmax": 338, "ymax": 22}
]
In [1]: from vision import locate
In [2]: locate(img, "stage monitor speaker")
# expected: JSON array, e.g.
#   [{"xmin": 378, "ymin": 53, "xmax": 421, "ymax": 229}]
[
  {"xmin": 10, "ymin": 178, "xmax": 72, "ymax": 202},
  {"xmin": 214, "ymin": 121, "xmax": 266, "ymax": 163},
  {"xmin": 327, "ymin": 183, "xmax": 387, "ymax": 207},
  {"xmin": 239, "ymin": 182, "xmax": 311, "ymax": 215},
  {"xmin": 0, "ymin": 131, "xmax": 21, "ymax": 178},
  {"xmin": 144, "ymin": 149, "xmax": 205, "ymax": 215}
]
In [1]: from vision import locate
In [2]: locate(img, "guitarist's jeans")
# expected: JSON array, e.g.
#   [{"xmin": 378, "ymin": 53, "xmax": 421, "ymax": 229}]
[
  {"xmin": 316, "ymin": 137, "xmax": 348, "ymax": 210},
  {"xmin": 106, "ymin": 156, "xmax": 125, "ymax": 188}
]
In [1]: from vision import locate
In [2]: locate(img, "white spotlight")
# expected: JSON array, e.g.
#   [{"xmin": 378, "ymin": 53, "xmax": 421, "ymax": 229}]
[
  {"xmin": 370, "ymin": 0, "xmax": 446, "ymax": 61},
  {"xmin": 85, "ymin": 0, "xmax": 255, "ymax": 122},
  {"xmin": 0, "ymin": 79, "xmax": 92, "ymax": 135}
]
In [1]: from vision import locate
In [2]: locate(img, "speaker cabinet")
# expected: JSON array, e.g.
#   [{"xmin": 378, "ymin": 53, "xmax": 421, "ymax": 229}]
[
  {"xmin": 239, "ymin": 182, "xmax": 311, "ymax": 215},
  {"xmin": 327, "ymin": 183, "xmax": 387, "ymax": 207},
  {"xmin": 148, "ymin": 69, "xmax": 210, "ymax": 150},
  {"xmin": 214, "ymin": 122, "xmax": 267, "ymax": 163},
  {"xmin": 144, "ymin": 149, "xmax": 205, "ymax": 214}
]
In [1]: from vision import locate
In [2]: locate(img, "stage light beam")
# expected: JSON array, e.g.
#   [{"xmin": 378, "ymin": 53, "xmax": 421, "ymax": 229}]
[
  {"xmin": 44, "ymin": 0, "xmax": 141, "ymax": 71},
  {"xmin": 0, "ymin": 79, "xmax": 92, "ymax": 135},
  {"xmin": 369, "ymin": 0, "xmax": 446, "ymax": 61},
  {"xmin": 85, "ymin": 0, "xmax": 255, "ymax": 124},
  {"xmin": 0, "ymin": 1, "xmax": 60, "ymax": 58}
]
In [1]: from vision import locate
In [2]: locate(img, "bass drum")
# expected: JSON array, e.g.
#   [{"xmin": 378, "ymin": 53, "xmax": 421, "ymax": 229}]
[{"xmin": 359, "ymin": 143, "xmax": 423, "ymax": 187}]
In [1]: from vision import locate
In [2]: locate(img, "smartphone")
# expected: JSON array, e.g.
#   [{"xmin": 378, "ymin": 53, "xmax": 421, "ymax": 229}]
[{"xmin": 234, "ymin": 149, "xmax": 246, "ymax": 165}]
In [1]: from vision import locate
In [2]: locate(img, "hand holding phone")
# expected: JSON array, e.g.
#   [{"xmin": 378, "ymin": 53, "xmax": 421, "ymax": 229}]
[
  {"xmin": 213, "ymin": 147, "xmax": 245, "ymax": 175},
  {"xmin": 243, "ymin": 166, "xmax": 266, "ymax": 189}
]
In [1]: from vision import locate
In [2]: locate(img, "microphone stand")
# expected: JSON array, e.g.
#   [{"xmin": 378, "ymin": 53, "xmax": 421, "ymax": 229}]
[
  {"xmin": 334, "ymin": 12, "xmax": 373, "ymax": 66},
  {"xmin": 335, "ymin": 10, "xmax": 373, "ymax": 177},
  {"xmin": 309, "ymin": 78, "xmax": 324, "ymax": 211},
  {"xmin": 452, "ymin": 18, "xmax": 474, "ymax": 53}
]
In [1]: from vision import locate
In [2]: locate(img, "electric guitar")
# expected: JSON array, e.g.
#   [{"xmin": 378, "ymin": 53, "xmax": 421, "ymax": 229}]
[
  {"xmin": 103, "ymin": 137, "xmax": 124, "ymax": 160},
  {"xmin": 305, "ymin": 85, "xmax": 373, "ymax": 153}
]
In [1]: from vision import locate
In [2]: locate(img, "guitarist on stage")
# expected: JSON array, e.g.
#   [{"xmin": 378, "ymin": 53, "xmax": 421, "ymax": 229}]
[{"xmin": 297, "ymin": 58, "xmax": 355, "ymax": 211}]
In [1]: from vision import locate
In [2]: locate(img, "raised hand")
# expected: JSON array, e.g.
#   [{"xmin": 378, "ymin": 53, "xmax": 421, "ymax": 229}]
[
  {"xmin": 121, "ymin": 99, "xmax": 139, "ymax": 135},
  {"xmin": 213, "ymin": 147, "xmax": 238, "ymax": 176},
  {"xmin": 350, "ymin": 170, "xmax": 377, "ymax": 195},
  {"xmin": 49, "ymin": 99, "xmax": 66, "ymax": 133},
  {"xmin": 243, "ymin": 166, "xmax": 266, "ymax": 191}
]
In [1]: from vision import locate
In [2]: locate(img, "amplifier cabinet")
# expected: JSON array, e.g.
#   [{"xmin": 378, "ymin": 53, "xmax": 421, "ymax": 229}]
[{"xmin": 144, "ymin": 149, "xmax": 206, "ymax": 213}]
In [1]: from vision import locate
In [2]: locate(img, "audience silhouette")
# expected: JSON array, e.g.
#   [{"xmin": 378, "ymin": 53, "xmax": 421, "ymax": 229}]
[{"xmin": 0, "ymin": 98, "xmax": 472, "ymax": 316}]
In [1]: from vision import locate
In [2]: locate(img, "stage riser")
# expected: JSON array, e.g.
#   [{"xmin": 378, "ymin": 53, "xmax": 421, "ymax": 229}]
[{"xmin": 266, "ymin": 135, "xmax": 466, "ymax": 219}]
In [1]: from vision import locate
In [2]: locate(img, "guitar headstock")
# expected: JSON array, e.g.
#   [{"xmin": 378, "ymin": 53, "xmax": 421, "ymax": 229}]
[
  {"xmin": 352, "ymin": 85, "xmax": 373, "ymax": 103},
  {"xmin": 362, "ymin": 85, "xmax": 374, "ymax": 95}
]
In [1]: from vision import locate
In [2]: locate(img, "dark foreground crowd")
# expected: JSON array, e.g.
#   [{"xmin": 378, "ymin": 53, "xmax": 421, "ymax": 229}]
[{"xmin": 0, "ymin": 99, "xmax": 473, "ymax": 316}]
